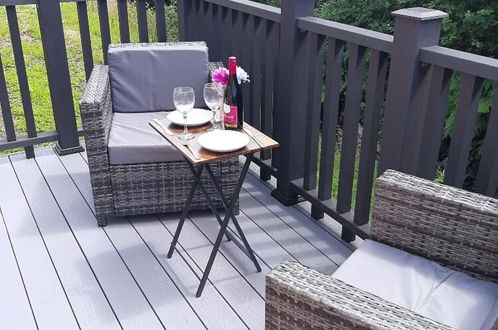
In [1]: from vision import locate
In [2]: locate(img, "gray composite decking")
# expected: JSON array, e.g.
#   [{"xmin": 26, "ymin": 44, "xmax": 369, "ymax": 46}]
[{"xmin": 0, "ymin": 146, "xmax": 355, "ymax": 330}]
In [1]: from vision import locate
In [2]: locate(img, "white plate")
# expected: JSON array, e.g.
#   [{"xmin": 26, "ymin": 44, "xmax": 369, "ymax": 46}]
[
  {"xmin": 197, "ymin": 130, "xmax": 250, "ymax": 153},
  {"xmin": 167, "ymin": 108, "xmax": 212, "ymax": 127}
]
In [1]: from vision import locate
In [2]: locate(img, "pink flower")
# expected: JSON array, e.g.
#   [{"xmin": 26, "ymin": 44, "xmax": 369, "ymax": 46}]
[{"xmin": 212, "ymin": 68, "xmax": 229, "ymax": 86}]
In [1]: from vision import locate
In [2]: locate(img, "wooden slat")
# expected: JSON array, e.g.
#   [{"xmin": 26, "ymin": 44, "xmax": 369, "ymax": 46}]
[
  {"xmin": 76, "ymin": 1, "xmax": 94, "ymax": 80},
  {"xmin": 317, "ymin": 39, "xmax": 344, "ymax": 201},
  {"xmin": 337, "ymin": 44, "xmax": 366, "ymax": 240},
  {"xmin": 191, "ymin": 0, "xmax": 202, "ymax": 42},
  {"xmin": 59, "ymin": 153, "xmax": 205, "ymax": 330},
  {"xmin": 35, "ymin": 149, "xmax": 164, "ymax": 329},
  {"xmin": 155, "ymin": 0, "xmax": 167, "ymax": 42},
  {"xmin": 0, "ymin": 157, "xmax": 79, "ymax": 329},
  {"xmin": 220, "ymin": 6, "xmax": 231, "ymax": 62},
  {"xmin": 11, "ymin": 154, "xmax": 120, "ymax": 330},
  {"xmin": 336, "ymin": 44, "xmax": 366, "ymax": 212},
  {"xmin": 444, "ymin": 74, "xmax": 483, "ymax": 188},
  {"xmin": 242, "ymin": 13, "xmax": 252, "ymax": 123},
  {"xmin": 97, "ymin": 0, "xmax": 111, "ymax": 63},
  {"xmin": 130, "ymin": 214, "xmax": 249, "ymax": 329},
  {"xmin": 303, "ymin": 32, "xmax": 325, "ymax": 191},
  {"xmin": 251, "ymin": 16, "xmax": 264, "ymax": 131},
  {"xmin": 297, "ymin": 16, "xmax": 393, "ymax": 54},
  {"xmin": 0, "ymin": 54, "xmax": 16, "ymax": 142},
  {"xmin": 270, "ymin": 23, "xmax": 280, "ymax": 168},
  {"xmin": 0, "ymin": 208, "xmax": 37, "ymax": 330},
  {"xmin": 260, "ymin": 20, "xmax": 276, "ymax": 161},
  {"xmin": 137, "ymin": 0, "xmax": 149, "ymax": 42},
  {"xmin": 475, "ymin": 85, "xmax": 498, "ymax": 196},
  {"xmin": 210, "ymin": 3, "xmax": 221, "ymax": 61},
  {"xmin": 203, "ymin": 1, "xmax": 213, "ymax": 57},
  {"xmin": 202, "ymin": 0, "xmax": 281, "ymax": 23},
  {"xmin": 353, "ymin": 50, "xmax": 388, "ymax": 225},
  {"xmin": 116, "ymin": 0, "xmax": 130, "ymax": 43},
  {"xmin": 6, "ymin": 6, "xmax": 36, "ymax": 158},
  {"xmin": 416, "ymin": 65, "xmax": 452, "ymax": 179}
]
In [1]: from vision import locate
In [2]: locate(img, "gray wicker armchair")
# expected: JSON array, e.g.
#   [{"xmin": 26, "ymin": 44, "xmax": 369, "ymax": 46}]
[
  {"xmin": 80, "ymin": 42, "xmax": 240, "ymax": 226},
  {"xmin": 266, "ymin": 170, "xmax": 498, "ymax": 329}
]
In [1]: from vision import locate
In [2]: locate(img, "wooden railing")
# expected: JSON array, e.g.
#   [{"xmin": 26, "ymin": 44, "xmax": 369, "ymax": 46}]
[
  {"xmin": 180, "ymin": 0, "xmax": 498, "ymax": 241},
  {"xmin": 0, "ymin": 0, "xmax": 496, "ymax": 242}
]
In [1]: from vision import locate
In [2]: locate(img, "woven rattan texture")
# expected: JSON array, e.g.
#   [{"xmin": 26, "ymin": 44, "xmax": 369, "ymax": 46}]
[
  {"xmin": 266, "ymin": 260, "xmax": 451, "ymax": 330},
  {"xmin": 80, "ymin": 60, "xmax": 241, "ymax": 225},
  {"xmin": 372, "ymin": 170, "xmax": 498, "ymax": 283}
]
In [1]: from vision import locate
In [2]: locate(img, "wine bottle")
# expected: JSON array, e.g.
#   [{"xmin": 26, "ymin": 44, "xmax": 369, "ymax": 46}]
[{"xmin": 224, "ymin": 56, "xmax": 243, "ymax": 130}]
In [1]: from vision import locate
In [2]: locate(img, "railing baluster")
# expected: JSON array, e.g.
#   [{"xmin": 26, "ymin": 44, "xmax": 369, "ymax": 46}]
[
  {"xmin": 0, "ymin": 54, "xmax": 16, "ymax": 142},
  {"xmin": 336, "ymin": 43, "xmax": 366, "ymax": 241},
  {"xmin": 261, "ymin": 20, "xmax": 276, "ymax": 156},
  {"xmin": 241, "ymin": 13, "xmax": 251, "ymax": 124},
  {"xmin": 137, "ymin": 0, "xmax": 149, "ymax": 42},
  {"xmin": 203, "ymin": 1, "xmax": 212, "ymax": 57},
  {"xmin": 251, "ymin": 16, "xmax": 264, "ymax": 131},
  {"xmin": 7, "ymin": 6, "xmax": 36, "ymax": 158},
  {"xmin": 475, "ymin": 84, "xmax": 498, "ymax": 196},
  {"xmin": 97, "ymin": 0, "xmax": 111, "ymax": 63},
  {"xmin": 117, "ymin": 0, "xmax": 130, "ymax": 43},
  {"xmin": 76, "ymin": 1, "xmax": 93, "ymax": 80},
  {"xmin": 219, "ymin": 6, "xmax": 229, "ymax": 61},
  {"xmin": 354, "ymin": 50, "xmax": 388, "ymax": 225},
  {"xmin": 303, "ymin": 32, "xmax": 325, "ymax": 192},
  {"xmin": 37, "ymin": 0, "xmax": 82, "ymax": 155},
  {"xmin": 192, "ymin": 0, "xmax": 201, "ymax": 42},
  {"xmin": 416, "ymin": 65, "xmax": 452, "ymax": 179},
  {"xmin": 270, "ymin": 23, "xmax": 280, "ymax": 169},
  {"xmin": 444, "ymin": 74, "xmax": 483, "ymax": 188},
  {"xmin": 317, "ymin": 39, "xmax": 344, "ymax": 203},
  {"xmin": 155, "ymin": 0, "xmax": 167, "ymax": 42}
]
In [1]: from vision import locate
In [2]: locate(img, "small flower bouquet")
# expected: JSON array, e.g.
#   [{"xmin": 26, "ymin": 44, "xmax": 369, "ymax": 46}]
[{"xmin": 211, "ymin": 66, "xmax": 250, "ymax": 86}]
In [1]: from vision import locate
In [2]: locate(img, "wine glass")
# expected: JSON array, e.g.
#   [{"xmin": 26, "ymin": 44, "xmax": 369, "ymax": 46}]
[
  {"xmin": 203, "ymin": 83, "xmax": 224, "ymax": 130},
  {"xmin": 173, "ymin": 86, "xmax": 195, "ymax": 141}
]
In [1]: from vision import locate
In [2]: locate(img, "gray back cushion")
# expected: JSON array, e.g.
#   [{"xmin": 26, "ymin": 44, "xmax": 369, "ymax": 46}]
[{"xmin": 108, "ymin": 42, "xmax": 209, "ymax": 113}]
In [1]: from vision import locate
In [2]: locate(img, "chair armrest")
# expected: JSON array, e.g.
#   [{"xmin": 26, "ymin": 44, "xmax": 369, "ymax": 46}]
[
  {"xmin": 372, "ymin": 170, "xmax": 498, "ymax": 283},
  {"xmin": 80, "ymin": 65, "xmax": 114, "ymax": 218},
  {"xmin": 266, "ymin": 260, "xmax": 452, "ymax": 330}
]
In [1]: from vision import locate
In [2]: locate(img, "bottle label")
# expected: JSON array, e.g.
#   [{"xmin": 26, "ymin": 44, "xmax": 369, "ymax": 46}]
[{"xmin": 224, "ymin": 104, "xmax": 238, "ymax": 125}]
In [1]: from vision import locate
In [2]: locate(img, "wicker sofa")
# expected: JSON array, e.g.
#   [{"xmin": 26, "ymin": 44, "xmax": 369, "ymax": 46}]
[
  {"xmin": 80, "ymin": 42, "xmax": 240, "ymax": 226},
  {"xmin": 266, "ymin": 170, "xmax": 498, "ymax": 329}
]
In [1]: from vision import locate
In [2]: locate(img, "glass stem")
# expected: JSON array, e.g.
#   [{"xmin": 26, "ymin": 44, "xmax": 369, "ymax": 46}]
[{"xmin": 183, "ymin": 115, "xmax": 188, "ymax": 136}]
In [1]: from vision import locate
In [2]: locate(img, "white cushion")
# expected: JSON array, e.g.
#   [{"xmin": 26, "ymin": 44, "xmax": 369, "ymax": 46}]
[
  {"xmin": 108, "ymin": 112, "xmax": 184, "ymax": 165},
  {"xmin": 333, "ymin": 239, "xmax": 498, "ymax": 330}
]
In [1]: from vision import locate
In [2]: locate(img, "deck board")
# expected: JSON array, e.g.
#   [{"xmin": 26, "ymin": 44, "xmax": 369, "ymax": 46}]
[
  {"xmin": 10, "ymin": 153, "xmax": 120, "ymax": 330},
  {"xmin": 0, "ymin": 207, "xmax": 37, "ymax": 330},
  {"xmin": 35, "ymin": 148, "xmax": 164, "ymax": 329},
  {"xmin": 0, "ymin": 147, "xmax": 354, "ymax": 329},
  {"xmin": 0, "ymin": 156, "xmax": 79, "ymax": 330}
]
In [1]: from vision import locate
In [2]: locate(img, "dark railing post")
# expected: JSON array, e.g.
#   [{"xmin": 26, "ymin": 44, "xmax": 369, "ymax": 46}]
[
  {"xmin": 271, "ymin": 0, "xmax": 315, "ymax": 205},
  {"xmin": 178, "ymin": 0, "xmax": 193, "ymax": 41},
  {"xmin": 37, "ymin": 0, "xmax": 83, "ymax": 155},
  {"xmin": 379, "ymin": 8, "xmax": 447, "ymax": 174}
]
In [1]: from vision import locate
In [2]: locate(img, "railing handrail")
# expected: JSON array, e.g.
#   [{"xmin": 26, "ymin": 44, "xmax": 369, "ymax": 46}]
[
  {"xmin": 0, "ymin": 0, "xmax": 97, "ymax": 6},
  {"xmin": 201, "ymin": 0, "xmax": 281, "ymax": 23},
  {"xmin": 297, "ymin": 16, "xmax": 393, "ymax": 53},
  {"xmin": 420, "ymin": 45, "xmax": 498, "ymax": 82}
]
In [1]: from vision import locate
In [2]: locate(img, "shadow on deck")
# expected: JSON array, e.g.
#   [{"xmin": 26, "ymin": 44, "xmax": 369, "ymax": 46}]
[{"xmin": 0, "ymin": 146, "xmax": 355, "ymax": 329}]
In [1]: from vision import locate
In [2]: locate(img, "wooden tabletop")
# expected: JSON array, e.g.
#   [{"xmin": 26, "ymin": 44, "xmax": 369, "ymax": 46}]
[{"xmin": 149, "ymin": 117, "xmax": 279, "ymax": 165}]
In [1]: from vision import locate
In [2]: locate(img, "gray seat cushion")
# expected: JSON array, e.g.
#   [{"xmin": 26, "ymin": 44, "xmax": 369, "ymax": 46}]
[
  {"xmin": 333, "ymin": 239, "xmax": 498, "ymax": 330},
  {"xmin": 108, "ymin": 112, "xmax": 184, "ymax": 165},
  {"xmin": 108, "ymin": 42, "xmax": 209, "ymax": 113}
]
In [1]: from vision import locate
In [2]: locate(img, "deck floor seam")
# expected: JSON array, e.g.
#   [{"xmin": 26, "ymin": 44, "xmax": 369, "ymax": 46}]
[{"xmin": 9, "ymin": 155, "xmax": 81, "ymax": 328}]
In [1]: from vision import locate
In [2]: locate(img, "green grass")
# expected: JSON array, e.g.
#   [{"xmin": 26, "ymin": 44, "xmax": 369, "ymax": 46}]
[{"xmin": 0, "ymin": 1, "xmax": 178, "ymax": 142}]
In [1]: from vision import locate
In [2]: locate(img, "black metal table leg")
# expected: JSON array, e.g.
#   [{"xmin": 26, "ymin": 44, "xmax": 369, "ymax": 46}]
[
  {"xmin": 205, "ymin": 155, "xmax": 262, "ymax": 273},
  {"xmin": 167, "ymin": 164, "xmax": 204, "ymax": 258},
  {"xmin": 186, "ymin": 161, "xmax": 232, "ymax": 242},
  {"xmin": 196, "ymin": 154, "xmax": 257, "ymax": 297}
]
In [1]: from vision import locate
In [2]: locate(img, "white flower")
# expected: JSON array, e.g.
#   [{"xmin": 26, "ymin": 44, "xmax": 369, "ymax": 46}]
[{"xmin": 237, "ymin": 66, "xmax": 250, "ymax": 84}]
